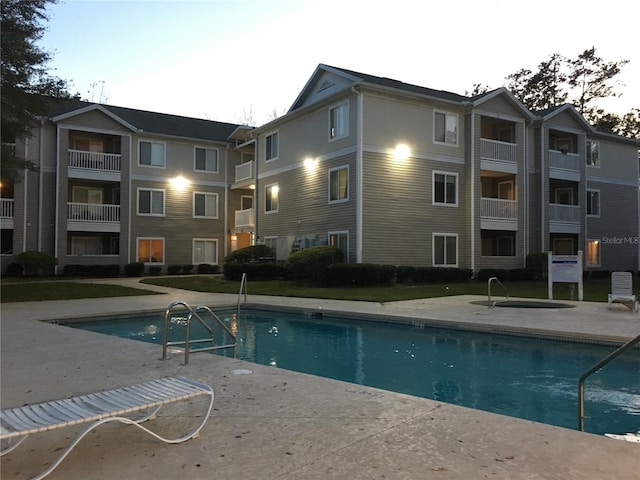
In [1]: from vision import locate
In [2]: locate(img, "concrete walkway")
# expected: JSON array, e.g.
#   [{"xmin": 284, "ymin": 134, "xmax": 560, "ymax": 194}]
[{"xmin": 1, "ymin": 278, "xmax": 639, "ymax": 479}]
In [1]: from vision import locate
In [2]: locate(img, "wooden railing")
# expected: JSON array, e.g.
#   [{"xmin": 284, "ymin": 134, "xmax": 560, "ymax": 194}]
[
  {"xmin": 480, "ymin": 198, "xmax": 517, "ymax": 219},
  {"xmin": 480, "ymin": 139, "xmax": 517, "ymax": 163},
  {"xmin": 67, "ymin": 202, "xmax": 120, "ymax": 222},
  {"xmin": 68, "ymin": 150, "xmax": 121, "ymax": 172},
  {"xmin": 1, "ymin": 198, "xmax": 14, "ymax": 218},
  {"xmin": 234, "ymin": 208, "xmax": 254, "ymax": 228}
]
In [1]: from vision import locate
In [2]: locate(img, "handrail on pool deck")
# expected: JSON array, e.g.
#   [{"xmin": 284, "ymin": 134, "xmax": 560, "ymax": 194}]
[
  {"xmin": 578, "ymin": 332, "xmax": 640, "ymax": 431},
  {"xmin": 487, "ymin": 276, "xmax": 509, "ymax": 307}
]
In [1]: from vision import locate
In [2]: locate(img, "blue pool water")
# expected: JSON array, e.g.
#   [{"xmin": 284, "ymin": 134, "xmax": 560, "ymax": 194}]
[{"xmin": 61, "ymin": 308, "xmax": 640, "ymax": 435}]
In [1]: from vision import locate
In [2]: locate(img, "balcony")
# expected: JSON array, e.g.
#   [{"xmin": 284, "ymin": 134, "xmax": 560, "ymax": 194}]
[
  {"xmin": 480, "ymin": 139, "xmax": 518, "ymax": 173},
  {"xmin": 549, "ymin": 150, "xmax": 580, "ymax": 180},
  {"xmin": 67, "ymin": 202, "xmax": 120, "ymax": 232},
  {"xmin": 234, "ymin": 208, "xmax": 254, "ymax": 229},
  {"xmin": 549, "ymin": 203, "xmax": 581, "ymax": 233},
  {"xmin": 480, "ymin": 197, "xmax": 517, "ymax": 231},
  {"xmin": 68, "ymin": 150, "xmax": 122, "ymax": 181},
  {"xmin": 1, "ymin": 198, "xmax": 14, "ymax": 218},
  {"xmin": 234, "ymin": 160, "xmax": 254, "ymax": 185}
]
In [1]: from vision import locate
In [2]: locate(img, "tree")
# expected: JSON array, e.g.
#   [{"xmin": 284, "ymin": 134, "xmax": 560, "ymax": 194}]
[
  {"xmin": 506, "ymin": 53, "xmax": 568, "ymax": 111},
  {"xmin": 1, "ymin": 0, "xmax": 69, "ymax": 185}
]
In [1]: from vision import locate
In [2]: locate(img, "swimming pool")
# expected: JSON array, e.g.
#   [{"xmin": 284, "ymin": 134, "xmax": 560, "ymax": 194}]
[{"xmin": 60, "ymin": 308, "xmax": 640, "ymax": 436}]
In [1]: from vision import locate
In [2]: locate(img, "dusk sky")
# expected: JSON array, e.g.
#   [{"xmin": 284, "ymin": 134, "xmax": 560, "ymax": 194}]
[{"xmin": 40, "ymin": 0, "xmax": 639, "ymax": 126}]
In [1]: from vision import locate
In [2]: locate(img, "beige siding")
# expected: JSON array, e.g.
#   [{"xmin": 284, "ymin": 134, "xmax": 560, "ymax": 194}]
[{"xmin": 60, "ymin": 110, "xmax": 130, "ymax": 133}]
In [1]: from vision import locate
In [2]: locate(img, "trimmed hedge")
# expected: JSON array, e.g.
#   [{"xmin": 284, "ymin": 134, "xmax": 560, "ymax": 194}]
[
  {"xmin": 197, "ymin": 263, "xmax": 220, "ymax": 274},
  {"xmin": 63, "ymin": 264, "xmax": 120, "ymax": 277},
  {"xmin": 224, "ymin": 245, "xmax": 275, "ymax": 264},
  {"xmin": 285, "ymin": 246, "xmax": 344, "ymax": 284},
  {"xmin": 167, "ymin": 265, "xmax": 182, "ymax": 275},
  {"xmin": 224, "ymin": 262, "xmax": 286, "ymax": 281},
  {"xmin": 148, "ymin": 266, "xmax": 162, "ymax": 276},
  {"xmin": 18, "ymin": 251, "xmax": 57, "ymax": 276},
  {"xmin": 476, "ymin": 268, "xmax": 536, "ymax": 282},
  {"xmin": 124, "ymin": 262, "xmax": 145, "ymax": 277},
  {"xmin": 526, "ymin": 253, "xmax": 547, "ymax": 280},
  {"xmin": 396, "ymin": 266, "xmax": 472, "ymax": 284},
  {"xmin": 4, "ymin": 263, "xmax": 23, "ymax": 277},
  {"xmin": 326, "ymin": 263, "xmax": 396, "ymax": 286}
]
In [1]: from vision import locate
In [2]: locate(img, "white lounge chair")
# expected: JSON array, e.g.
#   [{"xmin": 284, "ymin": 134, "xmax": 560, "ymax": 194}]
[
  {"xmin": 0, "ymin": 376, "xmax": 214, "ymax": 480},
  {"xmin": 607, "ymin": 271, "xmax": 639, "ymax": 312}
]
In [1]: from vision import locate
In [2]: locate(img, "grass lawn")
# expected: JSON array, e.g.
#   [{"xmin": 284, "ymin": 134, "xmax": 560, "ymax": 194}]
[{"xmin": 0, "ymin": 281, "xmax": 161, "ymax": 303}]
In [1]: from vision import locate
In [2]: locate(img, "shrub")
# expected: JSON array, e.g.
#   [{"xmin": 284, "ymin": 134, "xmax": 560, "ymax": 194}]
[
  {"xmin": 124, "ymin": 262, "xmax": 145, "ymax": 277},
  {"xmin": 148, "ymin": 266, "xmax": 162, "ymax": 276},
  {"xmin": 224, "ymin": 262, "xmax": 287, "ymax": 281},
  {"xmin": 224, "ymin": 245, "xmax": 275, "ymax": 264},
  {"xmin": 326, "ymin": 263, "xmax": 396, "ymax": 286},
  {"xmin": 526, "ymin": 253, "xmax": 548, "ymax": 280},
  {"xmin": 104, "ymin": 264, "xmax": 120, "ymax": 277},
  {"xmin": 167, "ymin": 265, "xmax": 182, "ymax": 275},
  {"xmin": 285, "ymin": 245, "xmax": 344, "ymax": 284},
  {"xmin": 5, "ymin": 263, "xmax": 23, "ymax": 277},
  {"xmin": 476, "ymin": 269, "xmax": 511, "ymax": 282},
  {"xmin": 396, "ymin": 266, "xmax": 472, "ymax": 284},
  {"xmin": 197, "ymin": 263, "xmax": 220, "ymax": 274},
  {"xmin": 182, "ymin": 264, "xmax": 194, "ymax": 274},
  {"xmin": 18, "ymin": 251, "xmax": 57, "ymax": 276}
]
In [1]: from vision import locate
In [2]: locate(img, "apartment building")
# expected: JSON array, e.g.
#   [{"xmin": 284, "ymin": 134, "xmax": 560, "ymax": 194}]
[
  {"xmin": 0, "ymin": 97, "xmax": 255, "ymax": 274},
  {"xmin": 251, "ymin": 64, "xmax": 640, "ymax": 272}
]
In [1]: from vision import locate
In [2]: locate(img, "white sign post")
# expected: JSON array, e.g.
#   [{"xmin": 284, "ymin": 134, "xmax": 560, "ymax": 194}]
[{"xmin": 548, "ymin": 251, "xmax": 583, "ymax": 301}]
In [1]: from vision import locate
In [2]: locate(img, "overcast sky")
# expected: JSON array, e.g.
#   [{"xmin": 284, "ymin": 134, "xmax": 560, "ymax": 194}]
[{"xmin": 40, "ymin": 0, "xmax": 639, "ymax": 126}]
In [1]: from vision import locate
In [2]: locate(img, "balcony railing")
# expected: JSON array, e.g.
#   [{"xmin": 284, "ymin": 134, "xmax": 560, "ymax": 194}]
[
  {"xmin": 549, "ymin": 150, "xmax": 580, "ymax": 171},
  {"xmin": 68, "ymin": 150, "xmax": 121, "ymax": 172},
  {"xmin": 235, "ymin": 161, "xmax": 254, "ymax": 183},
  {"xmin": 480, "ymin": 198, "xmax": 517, "ymax": 220},
  {"xmin": 480, "ymin": 139, "xmax": 517, "ymax": 163},
  {"xmin": 234, "ymin": 208, "xmax": 254, "ymax": 228},
  {"xmin": 1, "ymin": 198, "xmax": 14, "ymax": 218},
  {"xmin": 549, "ymin": 203, "xmax": 581, "ymax": 223},
  {"xmin": 67, "ymin": 202, "xmax": 120, "ymax": 222}
]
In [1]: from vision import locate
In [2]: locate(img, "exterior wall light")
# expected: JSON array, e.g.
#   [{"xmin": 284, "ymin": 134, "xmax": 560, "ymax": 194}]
[
  {"xmin": 393, "ymin": 144, "xmax": 410, "ymax": 162},
  {"xmin": 304, "ymin": 157, "xmax": 317, "ymax": 172},
  {"xmin": 171, "ymin": 175, "xmax": 190, "ymax": 190}
]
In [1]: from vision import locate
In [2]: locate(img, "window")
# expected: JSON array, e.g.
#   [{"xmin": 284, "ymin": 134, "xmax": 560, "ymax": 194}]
[
  {"xmin": 434, "ymin": 111, "xmax": 458, "ymax": 145},
  {"xmin": 137, "ymin": 238, "xmax": 164, "ymax": 263},
  {"xmin": 138, "ymin": 188, "xmax": 164, "ymax": 216},
  {"xmin": 586, "ymin": 240, "xmax": 600, "ymax": 266},
  {"xmin": 433, "ymin": 172, "xmax": 457, "ymax": 206},
  {"xmin": 70, "ymin": 236, "xmax": 101, "ymax": 255},
  {"xmin": 586, "ymin": 140, "xmax": 599, "ymax": 167},
  {"xmin": 586, "ymin": 190, "xmax": 600, "ymax": 216},
  {"xmin": 329, "ymin": 231, "xmax": 349, "ymax": 260},
  {"xmin": 265, "ymin": 132, "xmax": 279, "ymax": 161},
  {"xmin": 241, "ymin": 195, "xmax": 253, "ymax": 210},
  {"xmin": 194, "ymin": 147, "xmax": 218, "ymax": 172},
  {"xmin": 329, "ymin": 166, "xmax": 349, "ymax": 203},
  {"xmin": 193, "ymin": 192, "xmax": 218, "ymax": 218},
  {"xmin": 265, "ymin": 183, "xmax": 279, "ymax": 213},
  {"xmin": 72, "ymin": 186, "xmax": 103, "ymax": 204},
  {"xmin": 433, "ymin": 233, "xmax": 457, "ymax": 266},
  {"xmin": 554, "ymin": 188, "xmax": 573, "ymax": 205},
  {"xmin": 193, "ymin": 238, "xmax": 218, "ymax": 264},
  {"xmin": 496, "ymin": 236, "xmax": 515, "ymax": 256},
  {"xmin": 139, "ymin": 141, "xmax": 165, "ymax": 167},
  {"xmin": 329, "ymin": 102, "xmax": 348, "ymax": 140}
]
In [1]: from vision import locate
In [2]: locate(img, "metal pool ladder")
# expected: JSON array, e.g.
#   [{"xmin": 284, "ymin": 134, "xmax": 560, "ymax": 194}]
[
  {"xmin": 487, "ymin": 277, "xmax": 508, "ymax": 307},
  {"xmin": 161, "ymin": 300, "xmax": 237, "ymax": 364},
  {"xmin": 578, "ymin": 332, "xmax": 640, "ymax": 431}
]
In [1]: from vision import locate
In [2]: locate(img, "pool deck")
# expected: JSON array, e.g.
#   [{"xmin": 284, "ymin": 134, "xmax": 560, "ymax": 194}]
[{"xmin": 1, "ymin": 278, "xmax": 639, "ymax": 479}]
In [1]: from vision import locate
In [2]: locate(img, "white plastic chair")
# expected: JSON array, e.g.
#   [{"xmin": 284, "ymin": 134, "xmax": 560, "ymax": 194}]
[{"xmin": 607, "ymin": 271, "xmax": 638, "ymax": 312}]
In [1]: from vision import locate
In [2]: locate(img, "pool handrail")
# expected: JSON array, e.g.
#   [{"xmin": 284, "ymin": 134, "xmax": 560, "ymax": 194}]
[
  {"xmin": 578, "ymin": 332, "xmax": 640, "ymax": 431},
  {"xmin": 487, "ymin": 277, "xmax": 508, "ymax": 307},
  {"xmin": 237, "ymin": 273, "xmax": 247, "ymax": 317}
]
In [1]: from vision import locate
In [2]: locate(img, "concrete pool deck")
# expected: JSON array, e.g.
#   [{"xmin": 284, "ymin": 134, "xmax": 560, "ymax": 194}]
[{"xmin": 1, "ymin": 278, "xmax": 639, "ymax": 479}]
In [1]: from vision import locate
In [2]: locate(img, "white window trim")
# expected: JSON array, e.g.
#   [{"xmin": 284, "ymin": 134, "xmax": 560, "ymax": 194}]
[
  {"xmin": 432, "ymin": 170, "xmax": 458, "ymax": 207},
  {"xmin": 328, "ymin": 165, "xmax": 349, "ymax": 204},
  {"xmin": 193, "ymin": 191, "xmax": 219, "ymax": 219},
  {"xmin": 192, "ymin": 238, "xmax": 218, "ymax": 265},
  {"xmin": 328, "ymin": 101, "xmax": 349, "ymax": 141},
  {"xmin": 328, "ymin": 230, "xmax": 349, "ymax": 260},
  {"xmin": 432, "ymin": 232, "xmax": 458, "ymax": 267},
  {"xmin": 241, "ymin": 194, "xmax": 254, "ymax": 210},
  {"xmin": 265, "ymin": 182, "xmax": 279, "ymax": 214},
  {"xmin": 193, "ymin": 146, "xmax": 219, "ymax": 173},
  {"xmin": 137, "ymin": 237, "xmax": 165, "ymax": 264},
  {"xmin": 586, "ymin": 189, "xmax": 600, "ymax": 217},
  {"xmin": 138, "ymin": 139, "xmax": 166, "ymax": 168},
  {"xmin": 265, "ymin": 131, "xmax": 279, "ymax": 162},
  {"xmin": 433, "ymin": 110, "xmax": 459, "ymax": 147},
  {"xmin": 586, "ymin": 140, "xmax": 600, "ymax": 168},
  {"xmin": 137, "ymin": 187, "xmax": 165, "ymax": 216},
  {"xmin": 554, "ymin": 187, "xmax": 574, "ymax": 205},
  {"xmin": 586, "ymin": 239, "xmax": 601, "ymax": 267}
]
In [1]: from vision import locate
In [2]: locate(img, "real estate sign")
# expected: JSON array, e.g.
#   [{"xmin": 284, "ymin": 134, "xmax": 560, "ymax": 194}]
[{"xmin": 548, "ymin": 251, "xmax": 583, "ymax": 301}]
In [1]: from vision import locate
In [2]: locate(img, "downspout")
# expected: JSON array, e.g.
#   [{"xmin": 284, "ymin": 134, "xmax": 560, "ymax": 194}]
[
  {"xmin": 22, "ymin": 139, "xmax": 29, "ymax": 252},
  {"xmin": 540, "ymin": 125, "xmax": 545, "ymax": 252},
  {"xmin": 352, "ymin": 86, "xmax": 363, "ymax": 263},
  {"xmin": 252, "ymin": 131, "xmax": 259, "ymax": 244},
  {"xmin": 127, "ymin": 135, "xmax": 133, "ymax": 263},
  {"xmin": 54, "ymin": 125, "xmax": 60, "ymax": 272},
  {"xmin": 224, "ymin": 145, "xmax": 229, "ymax": 258},
  {"xmin": 38, "ymin": 119, "xmax": 44, "ymax": 251},
  {"xmin": 470, "ymin": 110, "xmax": 475, "ymax": 272},
  {"xmin": 523, "ymin": 121, "xmax": 529, "ymax": 264}
]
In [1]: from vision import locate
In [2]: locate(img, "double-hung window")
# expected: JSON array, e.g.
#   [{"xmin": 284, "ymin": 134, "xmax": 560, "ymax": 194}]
[
  {"xmin": 433, "ymin": 171, "xmax": 458, "ymax": 206},
  {"xmin": 586, "ymin": 239, "xmax": 600, "ymax": 266},
  {"xmin": 329, "ymin": 166, "xmax": 349, "ymax": 203},
  {"xmin": 329, "ymin": 231, "xmax": 349, "ymax": 260},
  {"xmin": 586, "ymin": 189, "xmax": 600, "ymax": 216},
  {"xmin": 194, "ymin": 192, "xmax": 219, "ymax": 218},
  {"xmin": 265, "ymin": 183, "xmax": 279, "ymax": 213},
  {"xmin": 265, "ymin": 132, "xmax": 279, "ymax": 161},
  {"xmin": 586, "ymin": 140, "xmax": 600, "ymax": 167},
  {"xmin": 434, "ymin": 111, "xmax": 458, "ymax": 146},
  {"xmin": 139, "ymin": 141, "xmax": 165, "ymax": 167},
  {"xmin": 194, "ymin": 147, "xmax": 218, "ymax": 172},
  {"xmin": 329, "ymin": 102, "xmax": 348, "ymax": 140},
  {"xmin": 433, "ymin": 233, "xmax": 457, "ymax": 267},
  {"xmin": 137, "ymin": 238, "xmax": 164, "ymax": 263},
  {"xmin": 138, "ymin": 188, "xmax": 164, "ymax": 216},
  {"xmin": 193, "ymin": 238, "xmax": 218, "ymax": 264}
]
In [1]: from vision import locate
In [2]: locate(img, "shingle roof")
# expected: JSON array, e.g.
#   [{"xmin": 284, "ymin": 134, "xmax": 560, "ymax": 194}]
[{"xmin": 46, "ymin": 96, "xmax": 241, "ymax": 143}]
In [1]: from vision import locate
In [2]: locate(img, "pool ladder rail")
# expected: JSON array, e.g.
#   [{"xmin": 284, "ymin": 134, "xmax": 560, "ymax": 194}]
[
  {"xmin": 161, "ymin": 301, "xmax": 237, "ymax": 365},
  {"xmin": 487, "ymin": 277, "xmax": 508, "ymax": 307}
]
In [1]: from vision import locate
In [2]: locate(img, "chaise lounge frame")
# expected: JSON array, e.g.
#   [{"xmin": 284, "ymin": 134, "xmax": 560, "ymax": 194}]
[
  {"xmin": 607, "ymin": 271, "xmax": 639, "ymax": 312},
  {"xmin": 0, "ymin": 376, "xmax": 214, "ymax": 480}
]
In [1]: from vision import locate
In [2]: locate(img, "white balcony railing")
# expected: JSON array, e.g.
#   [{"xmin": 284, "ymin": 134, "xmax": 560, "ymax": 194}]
[
  {"xmin": 1, "ymin": 198, "xmax": 14, "ymax": 218},
  {"xmin": 68, "ymin": 150, "xmax": 121, "ymax": 172},
  {"xmin": 549, "ymin": 150, "xmax": 580, "ymax": 171},
  {"xmin": 480, "ymin": 139, "xmax": 517, "ymax": 163},
  {"xmin": 480, "ymin": 198, "xmax": 517, "ymax": 220},
  {"xmin": 549, "ymin": 203, "xmax": 581, "ymax": 223},
  {"xmin": 67, "ymin": 202, "xmax": 120, "ymax": 222},
  {"xmin": 235, "ymin": 161, "xmax": 254, "ymax": 183},
  {"xmin": 234, "ymin": 208, "xmax": 254, "ymax": 228}
]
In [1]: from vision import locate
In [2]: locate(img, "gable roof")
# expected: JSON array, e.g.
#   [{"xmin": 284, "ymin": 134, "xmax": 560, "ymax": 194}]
[
  {"xmin": 534, "ymin": 104, "xmax": 595, "ymax": 131},
  {"xmin": 46, "ymin": 97, "xmax": 241, "ymax": 143}
]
